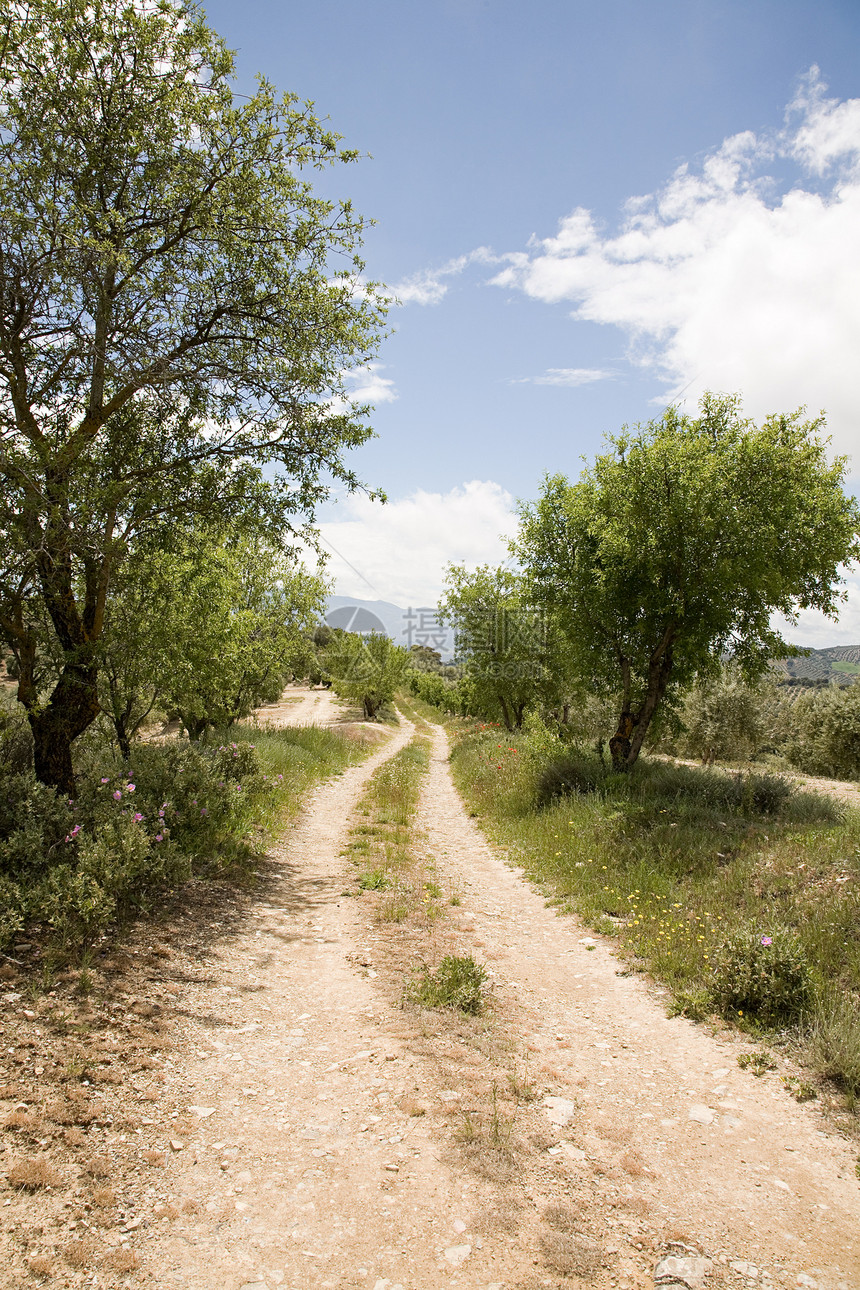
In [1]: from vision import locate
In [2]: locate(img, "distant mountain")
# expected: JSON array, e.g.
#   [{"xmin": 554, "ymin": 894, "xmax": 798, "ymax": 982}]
[
  {"xmin": 772, "ymin": 644, "xmax": 860, "ymax": 684},
  {"xmin": 324, "ymin": 595, "xmax": 456, "ymax": 660}
]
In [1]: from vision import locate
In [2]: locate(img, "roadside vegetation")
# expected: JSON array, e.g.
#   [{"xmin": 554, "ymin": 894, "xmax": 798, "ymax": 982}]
[
  {"xmin": 0, "ymin": 698, "xmax": 369, "ymax": 956},
  {"xmin": 447, "ymin": 718, "xmax": 860, "ymax": 1107}
]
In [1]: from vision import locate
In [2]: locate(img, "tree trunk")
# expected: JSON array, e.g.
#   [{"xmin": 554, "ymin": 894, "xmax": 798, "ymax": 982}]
[
  {"xmin": 182, "ymin": 713, "xmax": 210, "ymax": 740},
  {"xmin": 625, "ymin": 636, "xmax": 675, "ymax": 769},
  {"xmin": 609, "ymin": 711, "xmax": 636, "ymax": 770},
  {"xmin": 28, "ymin": 661, "xmax": 100, "ymax": 798}
]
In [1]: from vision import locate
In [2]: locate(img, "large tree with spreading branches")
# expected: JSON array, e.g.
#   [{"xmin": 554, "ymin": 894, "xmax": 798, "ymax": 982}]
[
  {"xmin": 0, "ymin": 0, "xmax": 388, "ymax": 792},
  {"xmin": 515, "ymin": 394, "xmax": 860, "ymax": 770}
]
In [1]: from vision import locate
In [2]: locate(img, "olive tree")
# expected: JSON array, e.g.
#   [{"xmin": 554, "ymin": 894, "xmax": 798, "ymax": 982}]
[
  {"xmin": 438, "ymin": 564, "xmax": 568, "ymax": 730},
  {"xmin": 0, "ymin": 0, "xmax": 387, "ymax": 793},
  {"xmin": 324, "ymin": 632, "xmax": 409, "ymax": 720},
  {"xmin": 98, "ymin": 535, "xmax": 327, "ymax": 751},
  {"xmin": 515, "ymin": 394, "xmax": 860, "ymax": 770}
]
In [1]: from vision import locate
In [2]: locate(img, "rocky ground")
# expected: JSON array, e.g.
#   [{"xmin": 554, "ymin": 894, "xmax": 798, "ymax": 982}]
[{"xmin": 1, "ymin": 691, "xmax": 859, "ymax": 1289}]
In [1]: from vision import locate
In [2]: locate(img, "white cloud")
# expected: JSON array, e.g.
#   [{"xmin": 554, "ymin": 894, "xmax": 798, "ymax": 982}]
[
  {"xmin": 533, "ymin": 367, "xmax": 615, "ymax": 387},
  {"xmin": 313, "ymin": 480, "xmax": 517, "ymax": 605},
  {"xmin": 343, "ymin": 363, "xmax": 398, "ymax": 405},
  {"xmin": 492, "ymin": 69, "xmax": 860, "ymax": 461},
  {"xmin": 390, "ymin": 248, "xmax": 496, "ymax": 306},
  {"xmin": 306, "ymin": 481, "xmax": 859, "ymax": 647},
  {"xmin": 772, "ymin": 570, "xmax": 860, "ymax": 649}
]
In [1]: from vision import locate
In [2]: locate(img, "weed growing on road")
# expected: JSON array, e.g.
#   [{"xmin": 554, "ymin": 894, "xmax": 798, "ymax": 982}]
[
  {"xmin": 737, "ymin": 1050, "xmax": 777, "ymax": 1076},
  {"xmin": 342, "ymin": 721, "xmax": 452, "ymax": 925},
  {"xmin": 407, "ymin": 954, "xmax": 488, "ymax": 1014}
]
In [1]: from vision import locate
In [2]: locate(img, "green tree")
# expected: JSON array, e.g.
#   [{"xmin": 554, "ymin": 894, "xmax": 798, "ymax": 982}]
[
  {"xmin": 438, "ymin": 564, "xmax": 567, "ymax": 731},
  {"xmin": 99, "ymin": 535, "xmax": 327, "ymax": 750},
  {"xmin": 0, "ymin": 0, "xmax": 387, "ymax": 793},
  {"xmin": 325, "ymin": 632, "xmax": 409, "ymax": 720},
  {"xmin": 784, "ymin": 682, "xmax": 860, "ymax": 780},
  {"xmin": 678, "ymin": 668, "xmax": 771, "ymax": 764},
  {"xmin": 516, "ymin": 394, "xmax": 860, "ymax": 770}
]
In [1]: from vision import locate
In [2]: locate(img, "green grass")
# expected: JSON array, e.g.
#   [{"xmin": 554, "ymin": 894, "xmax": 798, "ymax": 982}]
[
  {"xmin": 250, "ymin": 724, "xmax": 373, "ymax": 832},
  {"xmin": 406, "ymin": 953, "xmax": 488, "ymax": 1014},
  {"xmin": 448, "ymin": 723, "xmax": 860, "ymax": 1101},
  {"xmin": 342, "ymin": 724, "xmax": 446, "ymax": 923}
]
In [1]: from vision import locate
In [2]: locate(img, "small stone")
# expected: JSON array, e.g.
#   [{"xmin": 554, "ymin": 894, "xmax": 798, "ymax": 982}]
[
  {"xmin": 655, "ymin": 1253, "xmax": 712, "ymax": 1289},
  {"xmin": 384, "ymin": 1164, "xmax": 399, "ymax": 1173},
  {"xmin": 452, "ymin": 1219, "xmax": 467, "ymax": 1233},
  {"xmin": 239, "ymin": 1283, "xmax": 267, "ymax": 1290},
  {"xmin": 170, "ymin": 1139, "xmax": 185, "ymax": 1151},
  {"xmin": 444, "ymin": 1244, "xmax": 472, "ymax": 1267},
  {"xmin": 544, "ymin": 1096, "xmax": 577, "ymax": 1126},
  {"xmin": 796, "ymin": 1277, "xmax": 819, "ymax": 1289},
  {"xmin": 773, "ymin": 1178, "xmax": 791, "ymax": 1192},
  {"xmin": 187, "ymin": 1105, "xmax": 215, "ymax": 1118},
  {"xmin": 687, "ymin": 1104, "xmax": 715, "ymax": 1125}
]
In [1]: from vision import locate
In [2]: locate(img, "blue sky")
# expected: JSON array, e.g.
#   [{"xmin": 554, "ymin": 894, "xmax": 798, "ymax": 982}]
[{"xmin": 204, "ymin": 0, "xmax": 860, "ymax": 643}]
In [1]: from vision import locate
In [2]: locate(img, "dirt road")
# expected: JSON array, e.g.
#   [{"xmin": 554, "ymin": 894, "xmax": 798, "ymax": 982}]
[{"xmin": 123, "ymin": 695, "xmax": 860, "ymax": 1290}]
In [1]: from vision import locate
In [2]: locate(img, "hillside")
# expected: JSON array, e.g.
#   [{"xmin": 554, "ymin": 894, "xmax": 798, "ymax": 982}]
[{"xmin": 772, "ymin": 643, "xmax": 860, "ymax": 684}]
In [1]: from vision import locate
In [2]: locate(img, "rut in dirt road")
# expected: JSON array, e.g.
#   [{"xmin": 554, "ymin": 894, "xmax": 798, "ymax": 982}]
[{"xmin": 134, "ymin": 712, "xmax": 534, "ymax": 1290}]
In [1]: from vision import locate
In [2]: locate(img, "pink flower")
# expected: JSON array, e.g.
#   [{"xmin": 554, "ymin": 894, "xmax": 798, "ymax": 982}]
[
  {"xmin": 100, "ymin": 777, "xmax": 110, "ymax": 784},
  {"xmin": 133, "ymin": 813, "xmax": 143, "ymax": 823},
  {"xmin": 760, "ymin": 935, "xmax": 773, "ymax": 946},
  {"xmin": 113, "ymin": 790, "xmax": 122, "ymax": 801},
  {"xmin": 126, "ymin": 783, "xmax": 135, "ymax": 793},
  {"xmin": 155, "ymin": 834, "xmax": 163, "ymax": 842}
]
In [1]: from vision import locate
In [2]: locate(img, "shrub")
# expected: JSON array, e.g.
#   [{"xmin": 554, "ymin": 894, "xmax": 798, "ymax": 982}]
[
  {"xmin": 0, "ymin": 735, "xmax": 273, "ymax": 950},
  {"xmin": 710, "ymin": 927, "xmax": 815, "ymax": 1024},
  {"xmin": 738, "ymin": 772, "xmax": 793, "ymax": 815},
  {"xmin": 784, "ymin": 683, "xmax": 860, "ymax": 781},
  {"xmin": 406, "ymin": 954, "xmax": 488, "ymax": 1014},
  {"xmin": 533, "ymin": 750, "xmax": 606, "ymax": 807},
  {"xmin": 120, "ymin": 737, "xmax": 271, "ymax": 862},
  {"xmin": 677, "ymin": 669, "xmax": 769, "ymax": 763}
]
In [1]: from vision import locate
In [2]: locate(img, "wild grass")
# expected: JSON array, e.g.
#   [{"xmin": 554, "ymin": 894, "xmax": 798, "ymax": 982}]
[
  {"xmin": 249, "ymin": 723, "xmax": 373, "ymax": 831},
  {"xmin": 407, "ymin": 953, "xmax": 488, "ymax": 1013},
  {"xmin": 343, "ymin": 727, "xmax": 439, "ymax": 922},
  {"xmin": 449, "ymin": 723, "xmax": 860, "ymax": 1101}
]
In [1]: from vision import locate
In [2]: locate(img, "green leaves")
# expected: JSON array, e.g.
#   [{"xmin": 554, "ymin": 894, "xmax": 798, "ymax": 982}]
[
  {"xmin": 516, "ymin": 393, "xmax": 860, "ymax": 766},
  {"xmin": 324, "ymin": 631, "xmax": 410, "ymax": 720},
  {"xmin": 0, "ymin": 0, "xmax": 387, "ymax": 786},
  {"xmin": 438, "ymin": 564, "xmax": 569, "ymax": 730}
]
